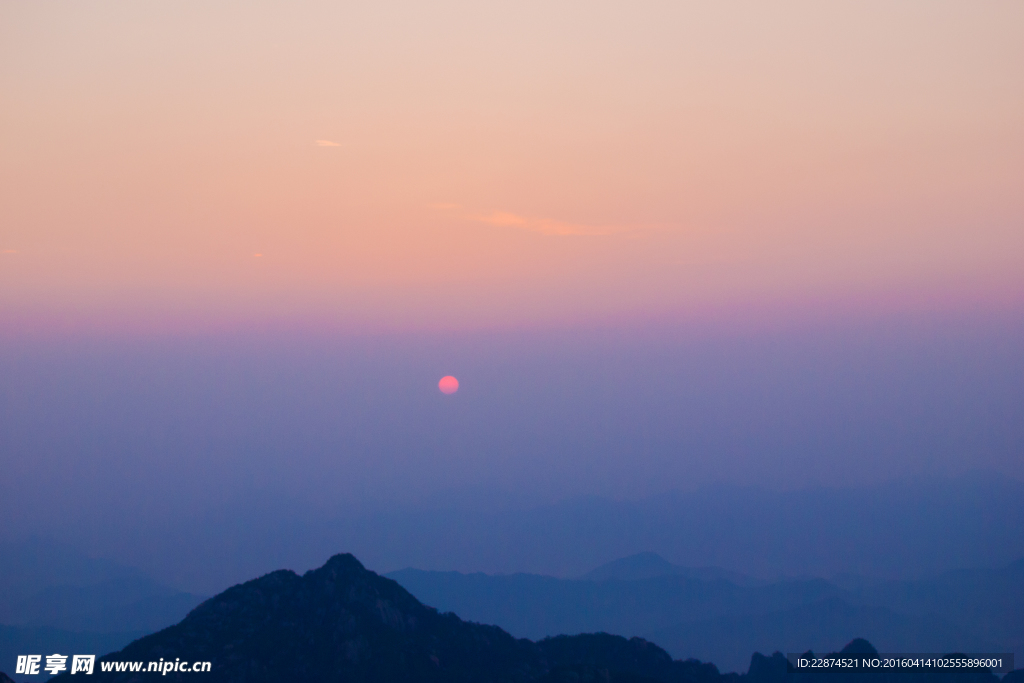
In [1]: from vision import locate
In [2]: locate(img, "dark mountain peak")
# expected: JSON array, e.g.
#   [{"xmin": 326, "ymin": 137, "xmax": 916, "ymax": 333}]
[
  {"xmin": 746, "ymin": 651, "xmax": 788, "ymax": 682},
  {"xmin": 309, "ymin": 552, "xmax": 368, "ymax": 576},
  {"xmin": 177, "ymin": 553, "xmax": 434, "ymax": 643},
  {"xmin": 48, "ymin": 553, "xmax": 532, "ymax": 682},
  {"xmin": 46, "ymin": 553, "xmax": 740, "ymax": 682},
  {"xmin": 302, "ymin": 552, "xmax": 433, "ymax": 625}
]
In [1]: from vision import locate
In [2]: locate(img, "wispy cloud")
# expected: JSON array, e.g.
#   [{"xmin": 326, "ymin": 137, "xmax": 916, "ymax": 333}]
[
  {"xmin": 473, "ymin": 211, "xmax": 617, "ymax": 237},
  {"xmin": 2, "ymin": 249, "xmax": 18, "ymax": 254},
  {"xmin": 427, "ymin": 203, "xmax": 624, "ymax": 237},
  {"xmin": 315, "ymin": 140, "xmax": 341, "ymax": 147}
]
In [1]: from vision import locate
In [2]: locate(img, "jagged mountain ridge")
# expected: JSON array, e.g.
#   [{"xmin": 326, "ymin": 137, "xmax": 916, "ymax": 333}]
[
  {"xmin": 36, "ymin": 553, "xmax": 1017, "ymax": 683},
  {"xmin": 45, "ymin": 554, "xmax": 730, "ymax": 683}
]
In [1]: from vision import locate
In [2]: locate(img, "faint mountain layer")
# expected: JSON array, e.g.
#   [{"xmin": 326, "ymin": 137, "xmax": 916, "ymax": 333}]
[
  {"xmin": 11, "ymin": 474, "xmax": 1020, "ymax": 598},
  {"xmin": 582, "ymin": 552, "xmax": 763, "ymax": 586},
  {"xmin": 388, "ymin": 555, "xmax": 1024, "ymax": 673},
  {"xmin": 0, "ymin": 539, "xmax": 205, "ymax": 633},
  {"xmin": 0, "ymin": 538, "xmax": 205, "ymax": 682},
  {"xmin": 387, "ymin": 566, "xmax": 839, "ymax": 641},
  {"xmin": 0, "ymin": 538, "xmax": 146, "ymax": 609},
  {"xmin": 310, "ymin": 473, "xmax": 1024, "ymax": 590},
  {"xmin": 851, "ymin": 558, "xmax": 1024, "ymax": 656}
]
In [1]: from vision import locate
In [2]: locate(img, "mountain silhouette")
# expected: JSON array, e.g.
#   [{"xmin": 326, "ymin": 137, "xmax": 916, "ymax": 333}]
[
  {"xmin": 33, "ymin": 553, "xmax": 1014, "ymax": 683},
  {"xmin": 45, "ymin": 554, "xmax": 729, "ymax": 682}
]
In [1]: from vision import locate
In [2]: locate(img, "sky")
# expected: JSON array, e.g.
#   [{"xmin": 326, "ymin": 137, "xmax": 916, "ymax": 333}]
[
  {"xmin": 1, "ymin": 1, "xmax": 1023, "ymax": 585},
  {"xmin": 2, "ymin": 0, "xmax": 1022, "ymax": 331}
]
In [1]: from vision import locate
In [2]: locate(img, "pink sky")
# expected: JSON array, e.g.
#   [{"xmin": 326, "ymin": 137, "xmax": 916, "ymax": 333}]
[{"xmin": 2, "ymin": 0, "xmax": 1022, "ymax": 332}]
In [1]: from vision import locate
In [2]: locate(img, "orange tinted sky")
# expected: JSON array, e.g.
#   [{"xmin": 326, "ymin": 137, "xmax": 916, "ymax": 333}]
[{"xmin": 2, "ymin": 1, "xmax": 1022, "ymax": 331}]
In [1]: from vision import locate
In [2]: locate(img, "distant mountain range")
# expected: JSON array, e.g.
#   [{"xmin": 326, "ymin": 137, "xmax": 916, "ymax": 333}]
[
  {"xmin": 581, "ymin": 551, "xmax": 766, "ymax": 586},
  {"xmin": 340, "ymin": 473, "xmax": 1024, "ymax": 584},
  {"xmin": 2, "ymin": 475, "xmax": 1022, "ymax": 679},
  {"xmin": 0, "ymin": 539, "xmax": 205, "ymax": 682},
  {"xmin": 23, "ymin": 554, "xmax": 1011, "ymax": 683},
  {"xmin": 388, "ymin": 553, "xmax": 1024, "ymax": 673},
  {"xmin": 3, "ymin": 540, "xmax": 1022, "ymax": 680},
  {"xmin": 13, "ymin": 474, "xmax": 1019, "ymax": 600},
  {"xmin": 0, "ymin": 539, "xmax": 206, "ymax": 633}
]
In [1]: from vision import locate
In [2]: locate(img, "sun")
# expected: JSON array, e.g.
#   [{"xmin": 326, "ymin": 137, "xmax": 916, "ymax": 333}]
[{"xmin": 438, "ymin": 376, "xmax": 459, "ymax": 394}]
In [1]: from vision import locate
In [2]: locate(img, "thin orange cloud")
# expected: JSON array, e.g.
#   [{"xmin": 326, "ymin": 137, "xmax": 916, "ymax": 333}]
[
  {"xmin": 473, "ymin": 211, "xmax": 616, "ymax": 236},
  {"xmin": 315, "ymin": 140, "xmax": 341, "ymax": 147},
  {"xmin": 428, "ymin": 203, "xmax": 624, "ymax": 237},
  {"xmin": 2, "ymin": 249, "xmax": 19, "ymax": 254}
]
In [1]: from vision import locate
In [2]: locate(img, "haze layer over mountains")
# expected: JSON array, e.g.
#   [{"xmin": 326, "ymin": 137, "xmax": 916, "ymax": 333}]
[
  {"xmin": 25, "ymin": 554, "xmax": 1021, "ymax": 683},
  {"xmin": 3, "ymin": 474, "xmax": 1023, "ymax": 679},
  {"xmin": 390, "ymin": 553, "xmax": 1024, "ymax": 672}
]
